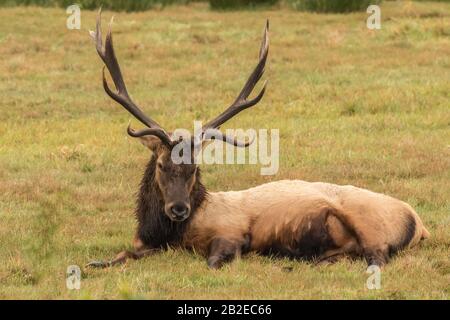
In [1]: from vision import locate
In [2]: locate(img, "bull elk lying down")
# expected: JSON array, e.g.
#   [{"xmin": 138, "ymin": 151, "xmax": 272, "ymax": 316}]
[{"xmin": 86, "ymin": 12, "xmax": 429, "ymax": 269}]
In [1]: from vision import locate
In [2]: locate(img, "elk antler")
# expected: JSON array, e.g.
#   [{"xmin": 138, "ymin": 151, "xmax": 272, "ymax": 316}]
[
  {"xmin": 92, "ymin": 10, "xmax": 268, "ymax": 149},
  {"xmin": 201, "ymin": 20, "xmax": 269, "ymax": 147},
  {"xmin": 91, "ymin": 9, "xmax": 173, "ymax": 147}
]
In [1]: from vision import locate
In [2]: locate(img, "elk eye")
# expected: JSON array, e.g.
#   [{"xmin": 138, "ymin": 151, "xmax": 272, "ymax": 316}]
[{"xmin": 157, "ymin": 163, "xmax": 164, "ymax": 171}]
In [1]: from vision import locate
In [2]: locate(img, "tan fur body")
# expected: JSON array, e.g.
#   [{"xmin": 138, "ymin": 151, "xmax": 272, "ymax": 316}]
[{"xmin": 184, "ymin": 180, "xmax": 429, "ymax": 262}]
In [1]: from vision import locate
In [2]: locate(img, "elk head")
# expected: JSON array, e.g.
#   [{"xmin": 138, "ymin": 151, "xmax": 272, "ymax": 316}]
[{"xmin": 91, "ymin": 10, "xmax": 269, "ymax": 222}]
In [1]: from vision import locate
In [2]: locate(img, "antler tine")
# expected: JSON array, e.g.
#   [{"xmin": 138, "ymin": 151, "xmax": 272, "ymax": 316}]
[
  {"xmin": 203, "ymin": 20, "xmax": 269, "ymax": 131},
  {"xmin": 127, "ymin": 125, "xmax": 173, "ymax": 146},
  {"xmin": 92, "ymin": 9, "xmax": 172, "ymax": 146},
  {"xmin": 203, "ymin": 128, "xmax": 255, "ymax": 148}
]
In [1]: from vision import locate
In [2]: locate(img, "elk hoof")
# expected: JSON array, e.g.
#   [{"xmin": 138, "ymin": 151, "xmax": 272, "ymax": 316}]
[{"xmin": 85, "ymin": 260, "xmax": 111, "ymax": 268}]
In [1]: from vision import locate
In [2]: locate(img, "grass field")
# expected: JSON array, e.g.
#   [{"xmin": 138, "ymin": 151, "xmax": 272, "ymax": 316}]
[{"xmin": 0, "ymin": 1, "xmax": 449, "ymax": 299}]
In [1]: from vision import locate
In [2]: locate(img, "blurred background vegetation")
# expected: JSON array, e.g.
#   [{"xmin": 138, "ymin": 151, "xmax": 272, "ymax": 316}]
[
  {"xmin": 209, "ymin": 0, "xmax": 278, "ymax": 10},
  {"xmin": 0, "ymin": 0, "xmax": 448, "ymax": 12},
  {"xmin": 0, "ymin": 0, "xmax": 393, "ymax": 12},
  {"xmin": 288, "ymin": 0, "xmax": 382, "ymax": 13},
  {"xmin": 0, "ymin": 0, "xmax": 185, "ymax": 11}
]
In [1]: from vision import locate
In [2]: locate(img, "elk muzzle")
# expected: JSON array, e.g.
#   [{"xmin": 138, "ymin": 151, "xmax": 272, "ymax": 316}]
[{"xmin": 165, "ymin": 201, "xmax": 191, "ymax": 221}]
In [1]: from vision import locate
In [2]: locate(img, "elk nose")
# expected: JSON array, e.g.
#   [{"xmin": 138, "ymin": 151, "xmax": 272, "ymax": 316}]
[{"xmin": 170, "ymin": 203, "xmax": 188, "ymax": 218}]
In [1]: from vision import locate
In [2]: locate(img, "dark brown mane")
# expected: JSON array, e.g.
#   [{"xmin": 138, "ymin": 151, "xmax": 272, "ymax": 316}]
[{"xmin": 135, "ymin": 152, "xmax": 207, "ymax": 249}]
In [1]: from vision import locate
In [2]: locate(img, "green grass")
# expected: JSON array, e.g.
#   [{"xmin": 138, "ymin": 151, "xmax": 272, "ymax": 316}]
[{"xmin": 0, "ymin": 1, "xmax": 449, "ymax": 299}]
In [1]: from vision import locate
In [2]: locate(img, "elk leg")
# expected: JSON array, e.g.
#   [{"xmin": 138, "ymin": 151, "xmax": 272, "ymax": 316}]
[
  {"xmin": 315, "ymin": 249, "xmax": 345, "ymax": 265},
  {"xmin": 328, "ymin": 208, "xmax": 391, "ymax": 267},
  {"xmin": 207, "ymin": 237, "xmax": 241, "ymax": 269},
  {"xmin": 86, "ymin": 248, "xmax": 159, "ymax": 269},
  {"xmin": 317, "ymin": 243, "xmax": 389, "ymax": 267},
  {"xmin": 314, "ymin": 241, "xmax": 358, "ymax": 265},
  {"xmin": 315, "ymin": 254, "xmax": 343, "ymax": 265},
  {"xmin": 363, "ymin": 247, "xmax": 390, "ymax": 267}
]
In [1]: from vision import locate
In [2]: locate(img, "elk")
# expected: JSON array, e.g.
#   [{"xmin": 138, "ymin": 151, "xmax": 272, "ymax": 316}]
[{"xmin": 86, "ymin": 11, "xmax": 429, "ymax": 269}]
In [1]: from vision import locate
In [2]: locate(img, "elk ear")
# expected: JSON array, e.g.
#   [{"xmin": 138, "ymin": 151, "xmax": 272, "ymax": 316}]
[{"xmin": 137, "ymin": 136, "xmax": 161, "ymax": 151}]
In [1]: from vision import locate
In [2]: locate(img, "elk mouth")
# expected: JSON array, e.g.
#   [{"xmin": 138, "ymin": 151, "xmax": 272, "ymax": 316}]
[{"xmin": 169, "ymin": 214, "xmax": 189, "ymax": 222}]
